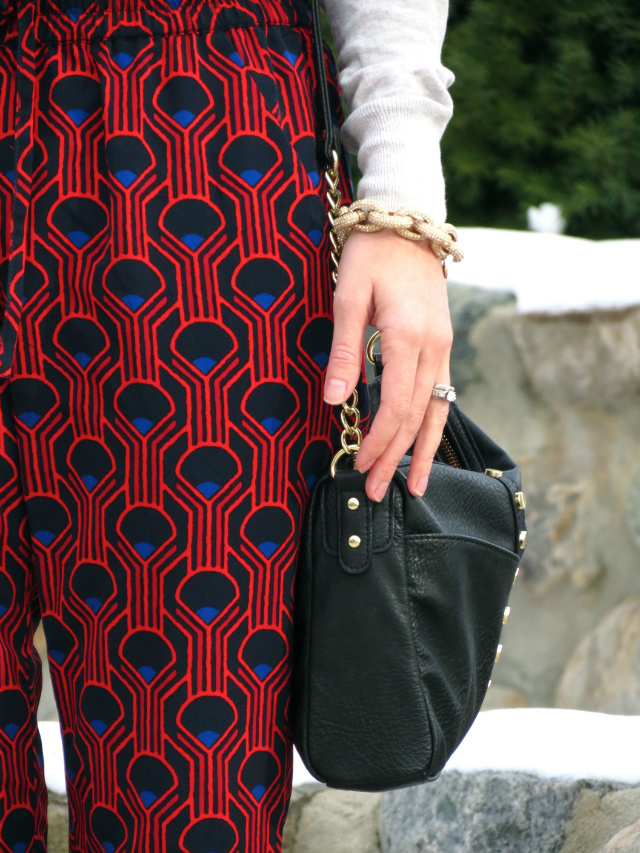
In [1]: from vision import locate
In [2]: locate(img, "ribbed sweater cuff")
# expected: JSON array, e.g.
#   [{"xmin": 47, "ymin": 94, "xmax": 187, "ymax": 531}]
[{"xmin": 339, "ymin": 97, "xmax": 451, "ymax": 226}]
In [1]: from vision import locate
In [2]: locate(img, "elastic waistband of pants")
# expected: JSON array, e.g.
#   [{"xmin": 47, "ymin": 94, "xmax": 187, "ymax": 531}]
[{"xmin": 1, "ymin": 0, "xmax": 314, "ymax": 43}]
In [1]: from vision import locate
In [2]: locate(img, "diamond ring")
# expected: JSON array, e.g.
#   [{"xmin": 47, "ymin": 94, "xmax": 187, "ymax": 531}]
[{"xmin": 431, "ymin": 383, "xmax": 456, "ymax": 402}]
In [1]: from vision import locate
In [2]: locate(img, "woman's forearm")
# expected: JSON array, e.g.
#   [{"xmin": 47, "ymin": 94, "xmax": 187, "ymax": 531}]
[{"xmin": 319, "ymin": 0, "xmax": 456, "ymax": 224}]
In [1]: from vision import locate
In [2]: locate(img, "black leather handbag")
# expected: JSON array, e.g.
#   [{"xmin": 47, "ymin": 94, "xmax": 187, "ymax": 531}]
[{"xmin": 291, "ymin": 0, "xmax": 529, "ymax": 793}]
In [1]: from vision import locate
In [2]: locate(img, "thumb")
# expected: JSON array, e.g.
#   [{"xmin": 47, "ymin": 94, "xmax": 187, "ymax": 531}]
[{"xmin": 324, "ymin": 294, "xmax": 368, "ymax": 405}]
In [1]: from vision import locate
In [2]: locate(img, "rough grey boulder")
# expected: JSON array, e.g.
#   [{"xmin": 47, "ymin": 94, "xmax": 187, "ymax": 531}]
[
  {"xmin": 378, "ymin": 771, "xmax": 637, "ymax": 853},
  {"xmin": 47, "ymin": 792, "xmax": 69, "ymax": 853},
  {"xmin": 480, "ymin": 684, "xmax": 528, "ymax": 711},
  {"xmin": 601, "ymin": 818, "xmax": 640, "ymax": 853},
  {"xmin": 560, "ymin": 788, "xmax": 640, "ymax": 853},
  {"xmin": 446, "ymin": 283, "xmax": 518, "ymax": 393},
  {"xmin": 291, "ymin": 786, "xmax": 382, "ymax": 853},
  {"xmin": 282, "ymin": 782, "xmax": 325, "ymax": 853},
  {"xmin": 554, "ymin": 596, "xmax": 640, "ymax": 714}
]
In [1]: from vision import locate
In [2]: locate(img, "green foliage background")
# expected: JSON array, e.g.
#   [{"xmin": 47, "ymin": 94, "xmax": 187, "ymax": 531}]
[{"xmin": 321, "ymin": 1, "xmax": 640, "ymax": 239}]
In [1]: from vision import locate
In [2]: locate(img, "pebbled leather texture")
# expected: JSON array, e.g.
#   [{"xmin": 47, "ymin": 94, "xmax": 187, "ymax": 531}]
[{"xmin": 291, "ymin": 358, "xmax": 529, "ymax": 792}]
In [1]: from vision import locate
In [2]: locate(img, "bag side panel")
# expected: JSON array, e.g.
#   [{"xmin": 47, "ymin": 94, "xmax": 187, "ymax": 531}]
[
  {"xmin": 299, "ymin": 489, "xmax": 432, "ymax": 789},
  {"xmin": 405, "ymin": 533, "xmax": 519, "ymax": 776}
]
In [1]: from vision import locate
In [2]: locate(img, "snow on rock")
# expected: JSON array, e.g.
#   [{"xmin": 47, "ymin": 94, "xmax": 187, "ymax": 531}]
[
  {"xmin": 42, "ymin": 708, "xmax": 640, "ymax": 796},
  {"xmin": 294, "ymin": 708, "xmax": 640, "ymax": 790},
  {"xmin": 527, "ymin": 203, "xmax": 567, "ymax": 234},
  {"xmin": 446, "ymin": 708, "xmax": 640, "ymax": 784},
  {"xmin": 294, "ymin": 707, "xmax": 640, "ymax": 789},
  {"xmin": 294, "ymin": 744, "xmax": 321, "ymax": 788},
  {"xmin": 449, "ymin": 228, "xmax": 640, "ymax": 315},
  {"xmin": 296, "ymin": 708, "xmax": 640, "ymax": 789},
  {"xmin": 39, "ymin": 720, "xmax": 67, "ymax": 796}
]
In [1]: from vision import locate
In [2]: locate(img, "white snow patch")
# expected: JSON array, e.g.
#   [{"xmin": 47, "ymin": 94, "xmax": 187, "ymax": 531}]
[
  {"xmin": 445, "ymin": 708, "xmax": 640, "ymax": 783},
  {"xmin": 449, "ymin": 228, "xmax": 640, "ymax": 316},
  {"xmin": 527, "ymin": 203, "xmax": 566, "ymax": 234},
  {"xmin": 41, "ymin": 708, "xmax": 640, "ymax": 795},
  {"xmin": 39, "ymin": 720, "xmax": 67, "ymax": 796},
  {"xmin": 293, "ymin": 746, "xmax": 320, "ymax": 788},
  {"xmin": 292, "ymin": 708, "xmax": 640, "ymax": 788}
]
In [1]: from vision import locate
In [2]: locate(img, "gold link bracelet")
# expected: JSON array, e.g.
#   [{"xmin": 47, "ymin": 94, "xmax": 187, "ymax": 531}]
[{"xmin": 332, "ymin": 198, "xmax": 464, "ymax": 278}]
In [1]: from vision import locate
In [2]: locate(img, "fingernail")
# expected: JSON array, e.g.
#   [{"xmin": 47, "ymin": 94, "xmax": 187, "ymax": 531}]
[
  {"xmin": 324, "ymin": 379, "xmax": 347, "ymax": 403},
  {"xmin": 374, "ymin": 481, "xmax": 389, "ymax": 502},
  {"xmin": 415, "ymin": 476, "xmax": 429, "ymax": 496}
]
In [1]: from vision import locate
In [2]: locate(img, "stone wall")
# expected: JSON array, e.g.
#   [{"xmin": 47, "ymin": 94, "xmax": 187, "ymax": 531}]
[
  {"xmin": 439, "ymin": 287, "xmax": 640, "ymax": 709},
  {"xmin": 379, "ymin": 774, "xmax": 640, "ymax": 853}
]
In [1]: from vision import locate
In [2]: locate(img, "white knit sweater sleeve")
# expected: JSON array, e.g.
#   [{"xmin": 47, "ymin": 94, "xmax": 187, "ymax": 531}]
[{"xmin": 318, "ymin": 0, "xmax": 455, "ymax": 225}]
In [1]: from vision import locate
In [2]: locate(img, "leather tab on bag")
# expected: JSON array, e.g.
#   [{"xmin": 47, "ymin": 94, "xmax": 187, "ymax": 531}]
[
  {"xmin": 335, "ymin": 469, "xmax": 373, "ymax": 574},
  {"xmin": 321, "ymin": 470, "xmax": 395, "ymax": 556}
]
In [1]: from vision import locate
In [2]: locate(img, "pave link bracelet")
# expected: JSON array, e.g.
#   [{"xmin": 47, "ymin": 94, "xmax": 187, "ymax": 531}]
[{"xmin": 332, "ymin": 198, "xmax": 464, "ymax": 278}]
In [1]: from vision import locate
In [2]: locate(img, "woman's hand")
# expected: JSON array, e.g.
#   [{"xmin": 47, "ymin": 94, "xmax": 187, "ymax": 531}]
[{"xmin": 323, "ymin": 227, "xmax": 454, "ymax": 503}]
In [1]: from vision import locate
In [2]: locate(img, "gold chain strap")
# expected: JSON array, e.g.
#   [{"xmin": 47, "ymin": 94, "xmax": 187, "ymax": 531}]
[{"xmin": 325, "ymin": 150, "xmax": 379, "ymax": 479}]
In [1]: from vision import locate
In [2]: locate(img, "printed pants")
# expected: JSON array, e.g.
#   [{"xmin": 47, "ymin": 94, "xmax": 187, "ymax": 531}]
[{"xmin": 0, "ymin": 0, "xmax": 371, "ymax": 850}]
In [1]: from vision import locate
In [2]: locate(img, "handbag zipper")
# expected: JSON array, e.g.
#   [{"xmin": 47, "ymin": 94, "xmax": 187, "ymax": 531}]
[{"xmin": 439, "ymin": 433, "xmax": 463, "ymax": 469}]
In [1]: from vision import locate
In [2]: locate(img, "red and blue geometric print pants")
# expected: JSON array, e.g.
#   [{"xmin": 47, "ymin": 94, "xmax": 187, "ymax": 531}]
[{"xmin": 0, "ymin": 0, "xmax": 371, "ymax": 849}]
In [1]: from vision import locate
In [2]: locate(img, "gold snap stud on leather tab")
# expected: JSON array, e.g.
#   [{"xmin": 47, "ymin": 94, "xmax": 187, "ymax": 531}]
[
  {"xmin": 503, "ymin": 606, "xmax": 511, "ymax": 625},
  {"xmin": 347, "ymin": 497, "xmax": 359, "ymax": 510},
  {"xmin": 485, "ymin": 468, "xmax": 503, "ymax": 478},
  {"xmin": 513, "ymin": 566, "xmax": 520, "ymax": 585},
  {"xmin": 348, "ymin": 535, "xmax": 361, "ymax": 548},
  {"xmin": 515, "ymin": 491, "xmax": 526, "ymax": 509},
  {"xmin": 519, "ymin": 530, "xmax": 528, "ymax": 549},
  {"xmin": 495, "ymin": 644, "xmax": 503, "ymax": 662}
]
